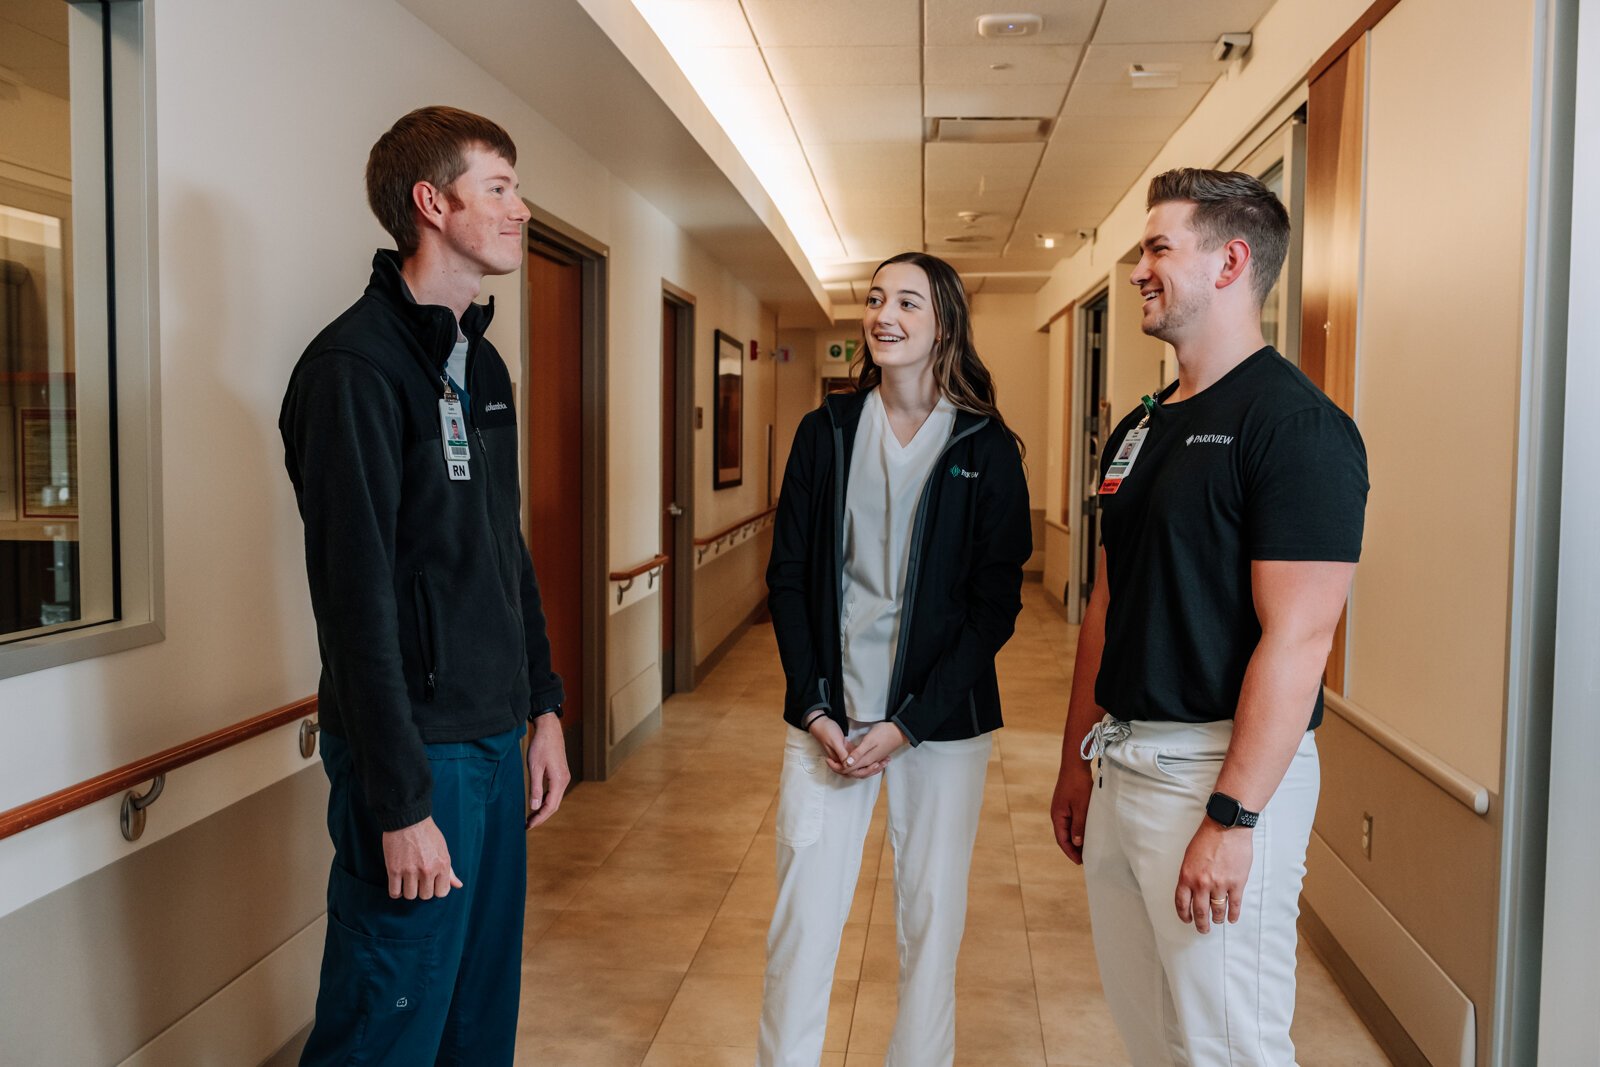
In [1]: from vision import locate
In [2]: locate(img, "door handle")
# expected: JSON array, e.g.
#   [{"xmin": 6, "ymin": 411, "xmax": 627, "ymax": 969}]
[{"xmin": 667, "ymin": 503, "xmax": 684, "ymax": 517}]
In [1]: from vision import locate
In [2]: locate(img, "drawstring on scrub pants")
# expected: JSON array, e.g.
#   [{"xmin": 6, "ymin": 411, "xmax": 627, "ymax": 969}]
[{"xmin": 1080, "ymin": 718, "xmax": 1132, "ymax": 788}]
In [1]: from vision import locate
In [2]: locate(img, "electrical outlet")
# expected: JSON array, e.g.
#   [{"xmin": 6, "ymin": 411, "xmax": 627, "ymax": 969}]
[{"xmin": 1361, "ymin": 812, "xmax": 1373, "ymax": 858}]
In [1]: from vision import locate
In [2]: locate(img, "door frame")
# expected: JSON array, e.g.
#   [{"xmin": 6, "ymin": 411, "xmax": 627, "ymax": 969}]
[
  {"xmin": 522, "ymin": 204, "xmax": 609, "ymax": 783},
  {"xmin": 1067, "ymin": 287, "xmax": 1110, "ymax": 624},
  {"xmin": 662, "ymin": 281, "xmax": 696, "ymax": 696}
]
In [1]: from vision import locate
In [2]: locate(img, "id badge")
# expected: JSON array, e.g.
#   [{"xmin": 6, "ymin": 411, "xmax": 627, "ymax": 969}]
[
  {"xmin": 439, "ymin": 398, "xmax": 471, "ymax": 480},
  {"xmin": 1098, "ymin": 426, "xmax": 1149, "ymax": 496}
]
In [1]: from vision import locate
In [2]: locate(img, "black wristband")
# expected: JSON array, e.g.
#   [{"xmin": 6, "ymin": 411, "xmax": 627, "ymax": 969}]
[{"xmin": 801, "ymin": 708, "xmax": 830, "ymax": 730}]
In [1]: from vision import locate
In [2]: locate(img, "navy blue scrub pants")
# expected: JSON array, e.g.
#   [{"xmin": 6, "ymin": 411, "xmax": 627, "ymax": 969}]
[{"xmin": 301, "ymin": 725, "xmax": 527, "ymax": 1066}]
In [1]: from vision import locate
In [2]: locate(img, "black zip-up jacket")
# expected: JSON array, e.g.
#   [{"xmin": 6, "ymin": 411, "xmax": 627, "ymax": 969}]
[
  {"xmin": 280, "ymin": 250, "xmax": 563, "ymax": 831},
  {"xmin": 767, "ymin": 389, "xmax": 1032, "ymax": 744}
]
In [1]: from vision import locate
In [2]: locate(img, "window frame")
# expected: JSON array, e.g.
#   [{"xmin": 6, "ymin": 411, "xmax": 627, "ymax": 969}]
[{"xmin": 0, "ymin": 0, "xmax": 163, "ymax": 679}]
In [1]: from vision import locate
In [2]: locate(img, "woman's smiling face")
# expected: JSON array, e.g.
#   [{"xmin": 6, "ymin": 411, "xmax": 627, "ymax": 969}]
[{"xmin": 863, "ymin": 261, "xmax": 938, "ymax": 373}]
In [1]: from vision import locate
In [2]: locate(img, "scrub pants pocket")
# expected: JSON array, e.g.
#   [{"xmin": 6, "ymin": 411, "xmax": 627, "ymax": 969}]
[
  {"xmin": 775, "ymin": 731, "xmax": 827, "ymax": 848},
  {"xmin": 308, "ymin": 864, "xmax": 447, "ymax": 1065}
]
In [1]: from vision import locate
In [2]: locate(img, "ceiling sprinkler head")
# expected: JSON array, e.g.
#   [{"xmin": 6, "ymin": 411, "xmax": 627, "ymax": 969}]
[{"xmin": 956, "ymin": 211, "xmax": 986, "ymax": 225}]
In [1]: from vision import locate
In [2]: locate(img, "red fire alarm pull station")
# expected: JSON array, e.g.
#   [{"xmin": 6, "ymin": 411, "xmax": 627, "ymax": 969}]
[{"xmin": 749, "ymin": 339, "xmax": 759, "ymax": 361}]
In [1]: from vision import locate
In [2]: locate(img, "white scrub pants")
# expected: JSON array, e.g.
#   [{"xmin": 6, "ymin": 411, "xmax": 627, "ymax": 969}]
[
  {"xmin": 1081, "ymin": 716, "xmax": 1319, "ymax": 1067},
  {"xmin": 758, "ymin": 720, "xmax": 992, "ymax": 1067}
]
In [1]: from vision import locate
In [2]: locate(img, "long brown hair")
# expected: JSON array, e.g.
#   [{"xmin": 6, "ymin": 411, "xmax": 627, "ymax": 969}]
[{"xmin": 851, "ymin": 251, "xmax": 1024, "ymax": 457}]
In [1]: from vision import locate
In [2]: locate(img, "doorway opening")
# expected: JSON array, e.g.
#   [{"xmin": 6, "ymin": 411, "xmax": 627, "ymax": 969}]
[
  {"xmin": 1074, "ymin": 291, "xmax": 1110, "ymax": 621},
  {"xmin": 525, "ymin": 218, "xmax": 607, "ymax": 783},
  {"xmin": 661, "ymin": 286, "xmax": 695, "ymax": 699}
]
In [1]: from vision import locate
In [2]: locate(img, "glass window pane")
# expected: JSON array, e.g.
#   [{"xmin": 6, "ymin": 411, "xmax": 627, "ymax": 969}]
[{"xmin": 0, "ymin": 0, "xmax": 112, "ymax": 642}]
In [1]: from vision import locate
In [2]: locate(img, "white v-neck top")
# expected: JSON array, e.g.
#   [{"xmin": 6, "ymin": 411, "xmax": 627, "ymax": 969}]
[{"xmin": 840, "ymin": 389, "xmax": 957, "ymax": 722}]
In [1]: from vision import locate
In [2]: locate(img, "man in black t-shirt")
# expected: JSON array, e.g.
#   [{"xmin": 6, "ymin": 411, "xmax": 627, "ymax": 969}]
[{"xmin": 1049, "ymin": 168, "xmax": 1367, "ymax": 1066}]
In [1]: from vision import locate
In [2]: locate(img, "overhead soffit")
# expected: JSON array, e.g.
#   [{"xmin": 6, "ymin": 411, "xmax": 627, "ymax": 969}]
[{"xmin": 634, "ymin": 0, "xmax": 1276, "ymax": 298}]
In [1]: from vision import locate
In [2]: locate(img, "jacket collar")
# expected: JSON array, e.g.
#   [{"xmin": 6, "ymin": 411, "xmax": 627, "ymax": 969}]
[
  {"xmin": 824, "ymin": 386, "xmax": 987, "ymax": 436},
  {"xmin": 364, "ymin": 249, "xmax": 496, "ymax": 362}
]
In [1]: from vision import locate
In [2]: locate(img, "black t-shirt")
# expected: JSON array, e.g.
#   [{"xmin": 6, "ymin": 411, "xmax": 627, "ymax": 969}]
[{"xmin": 1095, "ymin": 347, "xmax": 1368, "ymax": 729}]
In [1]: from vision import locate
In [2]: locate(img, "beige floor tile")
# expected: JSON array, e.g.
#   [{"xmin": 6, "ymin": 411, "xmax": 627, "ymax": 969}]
[
  {"xmin": 641, "ymin": 1046, "xmax": 845, "ymax": 1067},
  {"xmin": 513, "ymin": 1035, "xmax": 651, "ymax": 1067},
  {"xmin": 525, "ymin": 822, "xmax": 631, "ymax": 867},
  {"xmin": 954, "ymin": 984, "xmax": 1048, "ymax": 1064},
  {"xmin": 529, "ymin": 909, "xmax": 714, "ymax": 974},
  {"xmin": 655, "ymin": 973, "xmax": 857, "ymax": 1052},
  {"xmin": 514, "ymin": 967, "xmax": 682, "ymax": 1045},
  {"xmin": 606, "ymin": 827, "xmax": 756, "ymax": 872},
  {"xmin": 846, "ymin": 980, "xmax": 898, "ymax": 1054},
  {"xmin": 527, "ymin": 859, "xmax": 598, "ymax": 910},
  {"xmin": 718, "ymin": 866, "xmax": 779, "ymax": 919},
  {"xmin": 523, "ymin": 906, "xmax": 562, "ymax": 945},
  {"xmin": 1039, "ymin": 1005, "xmax": 1132, "ymax": 1066},
  {"xmin": 571, "ymin": 865, "xmax": 735, "ymax": 917}
]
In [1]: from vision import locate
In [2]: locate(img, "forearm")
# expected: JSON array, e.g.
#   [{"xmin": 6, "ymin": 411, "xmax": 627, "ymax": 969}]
[{"xmin": 1214, "ymin": 632, "xmax": 1330, "ymax": 811}]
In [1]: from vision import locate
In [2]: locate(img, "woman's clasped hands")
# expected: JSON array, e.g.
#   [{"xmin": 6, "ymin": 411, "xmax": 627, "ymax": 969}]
[{"xmin": 808, "ymin": 715, "xmax": 905, "ymax": 778}]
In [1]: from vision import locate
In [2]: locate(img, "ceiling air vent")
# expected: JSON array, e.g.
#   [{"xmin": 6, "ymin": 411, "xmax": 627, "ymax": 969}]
[
  {"xmin": 929, "ymin": 117, "xmax": 1051, "ymax": 144},
  {"xmin": 941, "ymin": 234, "xmax": 995, "ymax": 244}
]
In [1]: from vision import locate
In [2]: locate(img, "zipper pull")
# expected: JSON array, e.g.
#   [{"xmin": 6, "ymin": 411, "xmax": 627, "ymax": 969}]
[{"xmin": 425, "ymin": 672, "xmax": 437, "ymax": 700}]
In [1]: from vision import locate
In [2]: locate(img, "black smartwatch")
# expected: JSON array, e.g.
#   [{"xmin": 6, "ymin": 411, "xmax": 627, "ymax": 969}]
[{"xmin": 1205, "ymin": 791, "xmax": 1260, "ymax": 829}]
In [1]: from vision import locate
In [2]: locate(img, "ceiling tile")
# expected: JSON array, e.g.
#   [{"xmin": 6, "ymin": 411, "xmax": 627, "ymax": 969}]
[
  {"xmin": 744, "ymin": 0, "xmax": 921, "ymax": 47},
  {"xmin": 763, "ymin": 46, "xmax": 920, "ymax": 85},
  {"xmin": 922, "ymin": 43, "xmax": 1081, "ymax": 85},
  {"xmin": 806, "ymin": 143, "xmax": 923, "ymax": 207},
  {"xmin": 784, "ymin": 84, "xmax": 922, "ymax": 143},
  {"xmin": 1076, "ymin": 42, "xmax": 1227, "ymax": 85},
  {"xmin": 1037, "ymin": 137, "xmax": 1166, "ymax": 175},
  {"xmin": 709, "ymin": 82, "xmax": 800, "ymax": 145},
  {"xmin": 924, "ymin": 0, "xmax": 1098, "ymax": 47},
  {"xmin": 1093, "ymin": 0, "xmax": 1276, "ymax": 45},
  {"xmin": 923, "ymin": 83, "xmax": 1067, "ymax": 119},
  {"xmin": 1061, "ymin": 81, "xmax": 1210, "ymax": 120},
  {"xmin": 971, "ymin": 274, "xmax": 1052, "ymax": 294}
]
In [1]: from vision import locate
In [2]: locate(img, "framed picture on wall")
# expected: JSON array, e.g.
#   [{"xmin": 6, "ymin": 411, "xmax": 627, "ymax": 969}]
[{"xmin": 713, "ymin": 329, "xmax": 743, "ymax": 489}]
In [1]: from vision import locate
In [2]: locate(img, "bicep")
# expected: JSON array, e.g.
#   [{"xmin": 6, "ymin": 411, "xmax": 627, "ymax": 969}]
[{"xmin": 1250, "ymin": 559, "xmax": 1355, "ymax": 643}]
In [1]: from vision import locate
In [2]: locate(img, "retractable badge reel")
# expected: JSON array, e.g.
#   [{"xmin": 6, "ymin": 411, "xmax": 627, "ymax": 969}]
[{"xmin": 439, "ymin": 380, "xmax": 471, "ymax": 481}]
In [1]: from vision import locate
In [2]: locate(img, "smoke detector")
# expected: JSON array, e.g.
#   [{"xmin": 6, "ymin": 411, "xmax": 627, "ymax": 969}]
[{"xmin": 976, "ymin": 13, "xmax": 1042, "ymax": 38}]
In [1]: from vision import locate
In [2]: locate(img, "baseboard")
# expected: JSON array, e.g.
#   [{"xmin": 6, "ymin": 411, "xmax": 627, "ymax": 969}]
[
  {"xmin": 1300, "ymin": 903, "xmax": 1428, "ymax": 1067},
  {"xmin": 1044, "ymin": 589, "xmax": 1070, "ymax": 621},
  {"xmin": 120, "ymin": 915, "xmax": 324, "ymax": 1067},
  {"xmin": 694, "ymin": 599, "xmax": 766, "ymax": 686},
  {"xmin": 605, "ymin": 706, "xmax": 662, "ymax": 777},
  {"xmin": 1302, "ymin": 832, "xmax": 1475, "ymax": 1067}
]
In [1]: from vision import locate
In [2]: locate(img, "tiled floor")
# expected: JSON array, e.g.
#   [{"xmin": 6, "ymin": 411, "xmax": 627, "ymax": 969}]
[{"xmin": 516, "ymin": 584, "xmax": 1391, "ymax": 1066}]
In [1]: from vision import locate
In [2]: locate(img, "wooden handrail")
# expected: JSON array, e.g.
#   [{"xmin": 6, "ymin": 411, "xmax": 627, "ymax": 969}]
[
  {"xmin": 608, "ymin": 554, "xmax": 669, "ymax": 582},
  {"xmin": 694, "ymin": 506, "xmax": 777, "ymax": 547},
  {"xmin": 1322, "ymin": 688, "xmax": 1490, "ymax": 816},
  {"xmin": 0, "ymin": 695, "xmax": 318, "ymax": 842}
]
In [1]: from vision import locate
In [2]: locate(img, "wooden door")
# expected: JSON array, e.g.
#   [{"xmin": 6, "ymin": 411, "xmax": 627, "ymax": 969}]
[
  {"xmin": 660, "ymin": 298, "xmax": 678, "ymax": 696},
  {"xmin": 526, "ymin": 242, "xmax": 585, "ymax": 777},
  {"xmin": 1302, "ymin": 37, "xmax": 1366, "ymax": 694}
]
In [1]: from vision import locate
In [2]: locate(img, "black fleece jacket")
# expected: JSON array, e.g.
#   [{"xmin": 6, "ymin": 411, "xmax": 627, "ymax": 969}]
[
  {"xmin": 280, "ymin": 250, "xmax": 563, "ymax": 831},
  {"xmin": 767, "ymin": 389, "xmax": 1032, "ymax": 744}
]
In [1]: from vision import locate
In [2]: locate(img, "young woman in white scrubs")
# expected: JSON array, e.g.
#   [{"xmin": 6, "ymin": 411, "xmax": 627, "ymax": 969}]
[{"xmin": 759, "ymin": 252, "xmax": 1033, "ymax": 1067}]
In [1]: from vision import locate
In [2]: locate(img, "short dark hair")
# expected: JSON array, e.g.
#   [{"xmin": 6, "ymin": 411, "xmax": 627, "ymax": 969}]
[
  {"xmin": 1146, "ymin": 168, "xmax": 1290, "ymax": 306},
  {"xmin": 366, "ymin": 106, "xmax": 518, "ymax": 257}
]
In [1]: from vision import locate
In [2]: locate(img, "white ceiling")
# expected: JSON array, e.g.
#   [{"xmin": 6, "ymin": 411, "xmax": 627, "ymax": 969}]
[{"xmin": 635, "ymin": 0, "xmax": 1277, "ymax": 301}]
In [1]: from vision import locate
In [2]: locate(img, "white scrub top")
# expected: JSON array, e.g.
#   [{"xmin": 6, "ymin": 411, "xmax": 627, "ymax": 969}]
[{"xmin": 840, "ymin": 389, "xmax": 957, "ymax": 722}]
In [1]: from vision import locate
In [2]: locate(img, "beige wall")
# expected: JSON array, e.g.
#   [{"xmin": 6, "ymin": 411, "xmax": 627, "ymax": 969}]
[
  {"xmin": 970, "ymin": 293, "xmax": 1049, "ymax": 573},
  {"xmin": 1042, "ymin": 313, "xmax": 1072, "ymax": 605},
  {"xmin": 1105, "ymin": 257, "xmax": 1170, "ymax": 427}
]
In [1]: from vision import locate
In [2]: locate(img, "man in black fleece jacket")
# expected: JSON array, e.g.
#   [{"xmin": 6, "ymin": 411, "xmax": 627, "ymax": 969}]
[{"xmin": 281, "ymin": 107, "xmax": 566, "ymax": 1066}]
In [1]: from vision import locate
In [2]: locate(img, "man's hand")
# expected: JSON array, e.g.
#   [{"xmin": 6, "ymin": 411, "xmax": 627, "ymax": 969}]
[
  {"xmin": 526, "ymin": 712, "xmax": 571, "ymax": 829},
  {"xmin": 381, "ymin": 816, "xmax": 462, "ymax": 900},
  {"xmin": 837, "ymin": 722, "xmax": 904, "ymax": 778},
  {"xmin": 1050, "ymin": 759, "xmax": 1093, "ymax": 864},
  {"xmin": 1174, "ymin": 820, "xmax": 1253, "ymax": 933}
]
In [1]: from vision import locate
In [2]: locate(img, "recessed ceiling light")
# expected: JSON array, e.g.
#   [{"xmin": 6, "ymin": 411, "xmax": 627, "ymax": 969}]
[
  {"xmin": 989, "ymin": 63, "xmax": 1013, "ymax": 71},
  {"xmin": 1129, "ymin": 63, "xmax": 1181, "ymax": 90},
  {"xmin": 976, "ymin": 13, "xmax": 1042, "ymax": 38},
  {"xmin": 1035, "ymin": 232, "xmax": 1065, "ymax": 249}
]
